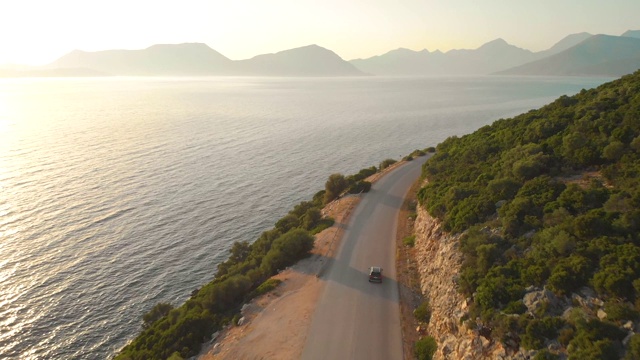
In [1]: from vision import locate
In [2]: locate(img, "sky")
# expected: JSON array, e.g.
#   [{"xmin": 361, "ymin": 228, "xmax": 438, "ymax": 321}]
[{"xmin": 1, "ymin": 0, "xmax": 639, "ymax": 66}]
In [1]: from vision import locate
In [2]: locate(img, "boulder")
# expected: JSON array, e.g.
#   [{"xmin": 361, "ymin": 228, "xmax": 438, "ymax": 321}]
[
  {"xmin": 523, "ymin": 288, "xmax": 563, "ymax": 316},
  {"xmin": 597, "ymin": 309, "xmax": 607, "ymax": 320}
]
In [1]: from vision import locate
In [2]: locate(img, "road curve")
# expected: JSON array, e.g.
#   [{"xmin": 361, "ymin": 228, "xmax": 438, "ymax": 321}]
[{"xmin": 302, "ymin": 155, "xmax": 431, "ymax": 360}]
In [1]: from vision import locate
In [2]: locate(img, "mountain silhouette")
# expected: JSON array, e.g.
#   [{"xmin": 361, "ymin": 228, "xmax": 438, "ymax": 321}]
[
  {"xmin": 350, "ymin": 38, "xmax": 535, "ymax": 75},
  {"xmin": 48, "ymin": 43, "xmax": 233, "ymax": 75},
  {"xmin": 495, "ymin": 34, "xmax": 640, "ymax": 76},
  {"xmin": 534, "ymin": 32, "xmax": 593, "ymax": 58},
  {"xmin": 235, "ymin": 45, "xmax": 365, "ymax": 76},
  {"xmin": 43, "ymin": 43, "xmax": 363, "ymax": 77},
  {"xmin": 622, "ymin": 30, "xmax": 640, "ymax": 38},
  {"xmin": 5, "ymin": 30, "xmax": 640, "ymax": 78}
]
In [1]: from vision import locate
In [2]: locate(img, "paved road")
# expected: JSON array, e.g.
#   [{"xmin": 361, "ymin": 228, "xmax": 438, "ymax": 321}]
[{"xmin": 302, "ymin": 155, "xmax": 431, "ymax": 360}]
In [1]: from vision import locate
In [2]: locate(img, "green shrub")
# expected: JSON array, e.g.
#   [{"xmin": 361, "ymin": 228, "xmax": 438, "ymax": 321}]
[
  {"xmin": 603, "ymin": 301, "xmax": 639, "ymax": 323},
  {"xmin": 414, "ymin": 336, "xmax": 437, "ymax": 360},
  {"xmin": 379, "ymin": 158, "xmax": 397, "ymax": 171},
  {"xmin": 503, "ymin": 300, "xmax": 527, "ymax": 314},
  {"xmin": 411, "ymin": 149, "xmax": 427, "ymax": 157},
  {"xmin": 414, "ymin": 300, "xmax": 431, "ymax": 323},
  {"xmin": 250, "ymin": 279, "xmax": 282, "ymax": 298},
  {"xmin": 533, "ymin": 349, "xmax": 560, "ymax": 360},
  {"xmin": 142, "ymin": 302, "xmax": 174, "ymax": 329},
  {"xmin": 403, "ymin": 235, "xmax": 416, "ymax": 247},
  {"xmin": 324, "ymin": 173, "xmax": 348, "ymax": 204},
  {"xmin": 275, "ymin": 214, "xmax": 300, "ymax": 233},
  {"xmin": 625, "ymin": 334, "xmax": 640, "ymax": 360},
  {"xmin": 167, "ymin": 352, "xmax": 184, "ymax": 360},
  {"xmin": 348, "ymin": 180, "xmax": 372, "ymax": 194},
  {"xmin": 521, "ymin": 317, "xmax": 564, "ymax": 350},
  {"xmin": 302, "ymin": 208, "xmax": 322, "ymax": 230},
  {"xmin": 310, "ymin": 218, "xmax": 334, "ymax": 235}
]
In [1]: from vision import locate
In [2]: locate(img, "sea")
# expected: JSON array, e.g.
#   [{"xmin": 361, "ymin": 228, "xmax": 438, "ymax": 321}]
[{"xmin": 0, "ymin": 75, "xmax": 610, "ymax": 359}]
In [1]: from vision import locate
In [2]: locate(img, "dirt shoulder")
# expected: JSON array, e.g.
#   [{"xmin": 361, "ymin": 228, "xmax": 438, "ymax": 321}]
[{"xmin": 199, "ymin": 160, "xmax": 421, "ymax": 360}]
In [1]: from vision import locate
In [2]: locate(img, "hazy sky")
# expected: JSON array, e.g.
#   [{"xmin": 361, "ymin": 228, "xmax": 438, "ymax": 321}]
[{"xmin": 2, "ymin": 0, "xmax": 639, "ymax": 65}]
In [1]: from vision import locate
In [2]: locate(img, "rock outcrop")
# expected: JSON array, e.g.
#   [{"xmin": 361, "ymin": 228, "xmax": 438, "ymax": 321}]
[
  {"xmin": 414, "ymin": 206, "xmax": 523, "ymax": 359},
  {"xmin": 413, "ymin": 205, "xmax": 638, "ymax": 359}
]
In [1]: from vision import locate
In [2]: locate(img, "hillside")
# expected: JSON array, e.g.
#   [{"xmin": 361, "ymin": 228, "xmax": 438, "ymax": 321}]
[
  {"xmin": 623, "ymin": 30, "xmax": 640, "ymax": 39},
  {"xmin": 496, "ymin": 35, "xmax": 640, "ymax": 76},
  {"xmin": 416, "ymin": 70, "xmax": 640, "ymax": 359},
  {"xmin": 534, "ymin": 32, "xmax": 593, "ymax": 58}
]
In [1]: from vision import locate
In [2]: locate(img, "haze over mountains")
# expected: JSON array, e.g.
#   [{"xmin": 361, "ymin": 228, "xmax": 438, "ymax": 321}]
[
  {"xmin": 496, "ymin": 34, "xmax": 640, "ymax": 76},
  {"xmin": 1, "ymin": 30, "xmax": 639, "ymax": 77},
  {"xmin": 40, "ymin": 43, "xmax": 363, "ymax": 77}
]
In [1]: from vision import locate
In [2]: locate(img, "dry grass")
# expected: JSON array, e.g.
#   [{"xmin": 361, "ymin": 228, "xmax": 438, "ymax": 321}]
[{"xmin": 198, "ymin": 161, "xmax": 417, "ymax": 360}]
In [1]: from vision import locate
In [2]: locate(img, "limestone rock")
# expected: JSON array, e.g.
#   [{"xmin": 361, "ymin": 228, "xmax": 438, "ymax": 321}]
[
  {"xmin": 237, "ymin": 316, "xmax": 246, "ymax": 326},
  {"xmin": 523, "ymin": 287, "xmax": 563, "ymax": 316},
  {"xmin": 597, "ymin": 309, "xmax": 607, "ymax": 320}
]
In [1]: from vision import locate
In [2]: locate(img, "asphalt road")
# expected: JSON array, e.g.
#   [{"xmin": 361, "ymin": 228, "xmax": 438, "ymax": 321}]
[{"xmin": 302, "ymin": 155, "xmax": 431, "ymax": 360}]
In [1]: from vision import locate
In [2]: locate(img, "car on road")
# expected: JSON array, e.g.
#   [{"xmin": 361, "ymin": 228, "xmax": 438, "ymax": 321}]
[{"xmin": 368, "ymin": 266, "xmax": 383, "ymax": 283}]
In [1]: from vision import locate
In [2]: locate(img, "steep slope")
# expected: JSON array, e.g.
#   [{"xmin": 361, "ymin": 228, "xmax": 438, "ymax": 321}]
[
  {"xmin": 416, "ymin": 70, "xmax": 640, "ymax": 359},
  {"xmin": 496, "ymin": 34, "xmax": 640, "ymax": 76},
  {"xmin": 234, "ymin": 44, "xmax": 365, "ymax": 76},
  {"xmin": 622, "ymin": 30, "xmax": 640, "ymax": 39},
  {"xmin": 534, "ymin": 32, "xmax": 593, "ymax": 58}
]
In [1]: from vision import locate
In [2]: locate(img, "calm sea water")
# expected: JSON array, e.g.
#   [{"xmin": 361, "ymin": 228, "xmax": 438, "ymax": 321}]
[{"xmin": 0, "ymin": 75, "xmax": 609, "ymax": 359}]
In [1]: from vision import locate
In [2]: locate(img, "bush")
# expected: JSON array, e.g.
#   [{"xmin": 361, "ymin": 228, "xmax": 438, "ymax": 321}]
[
  {"xmin": 414, "ymin": 300, "xmax": 431, "ymax": 323},
  {"xmin": 411, "ymin": 149, "xmax": 427, "ymax": 157},
  {"xmin": 310, "ymin": 218, "xmax": 334, "ymax": 234},
  {"xmin": 503, "ymin": 300, "xmax": 527, "ymax": 315},
  {"xmin": 626, "ymin": 334, "xmax": 640, "ymax": 360},
  {"xmin": 142, "ymin": 302, "xmax": 174, "ymax": 329},
  {"xmin": 533, "ymin": 349, "xmax": 560, "ymax": 360},
  {"xmin": 302, "ymin": 208, "xmax": 322, "ymax": 230},
  {"xmin": 379, "ymin": 158, "xmax": 397, "ymax": 171},
  {"xmin": 167, "ymin": 352, "xmax": 184, "ymax": 360},
  {"xmin": 348, "ymin": 180, "xmax": 372, "ymax": 194},
  {"xmin": 603, "ymin": 301, "xmax": 639, "ymax": 323},
  {"xmin": 403, "ymin": 235, "xmax": 416, "ymax": 247},
  {"xmin": 324, "ymin": 173, "xmax": 348, "ymax": 204},
  {"xmin": 249, "ymin": 279, "xmax": 282, "ymax": 298},
  {"xmin": 414, "ymin": 336, "xmax": 437, "ymax": 360}
]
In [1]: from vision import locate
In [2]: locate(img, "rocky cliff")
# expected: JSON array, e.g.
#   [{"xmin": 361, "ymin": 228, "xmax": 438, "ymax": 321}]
[
  {"xmin": 413, "ymin": 204, "xmax": 638, "ymax": 359},
  {"xmin": 414, "ymin": 206, "xmax": 525, "ymax": 359}
]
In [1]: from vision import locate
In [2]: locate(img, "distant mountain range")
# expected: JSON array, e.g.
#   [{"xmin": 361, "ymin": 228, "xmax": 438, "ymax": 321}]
[
  {"xmin": 496, "ymin": 35, "xmax": 640, "ymax": 76},
  {"xmin": 40, "ymin": 43, "xmax": 363, "ymax": 77},
  {"xmin": 2, "ymin": 30, "xmax": 639, "ymax": 77},
  {"xmin": 350, "ymin": 32, "xmax": 636, "ymax": 77}
]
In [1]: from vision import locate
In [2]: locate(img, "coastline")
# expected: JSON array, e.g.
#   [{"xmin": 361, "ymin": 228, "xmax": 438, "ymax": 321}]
[{"xmin": 198, "ymin": 160, "xmax": 414, "ymax": 359}]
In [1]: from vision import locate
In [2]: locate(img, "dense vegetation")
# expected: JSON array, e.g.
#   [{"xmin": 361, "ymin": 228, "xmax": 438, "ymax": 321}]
[
  {"xmin": 418, "ymin": 70, "xmax": 640, "ymax": 358},
  {"xmin": 115, "ymin": 158, "xmax": 408, "ymax": 359}
]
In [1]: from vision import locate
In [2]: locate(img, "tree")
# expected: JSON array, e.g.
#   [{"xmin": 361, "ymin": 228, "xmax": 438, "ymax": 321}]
[
  {"xmin": 143, "ymin": 302, "xmax": 174, "ymax": 329},
  {"xmin": 603, "ymin": 141, "xmax": 625, "ymax": 161},
  {"xmin": 324, "ymin": 173, "xmax": 348, "ymax": 204},
  {"xmin": 302, "ymin": 208, "xmax": 322, "ymax": 230}
]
